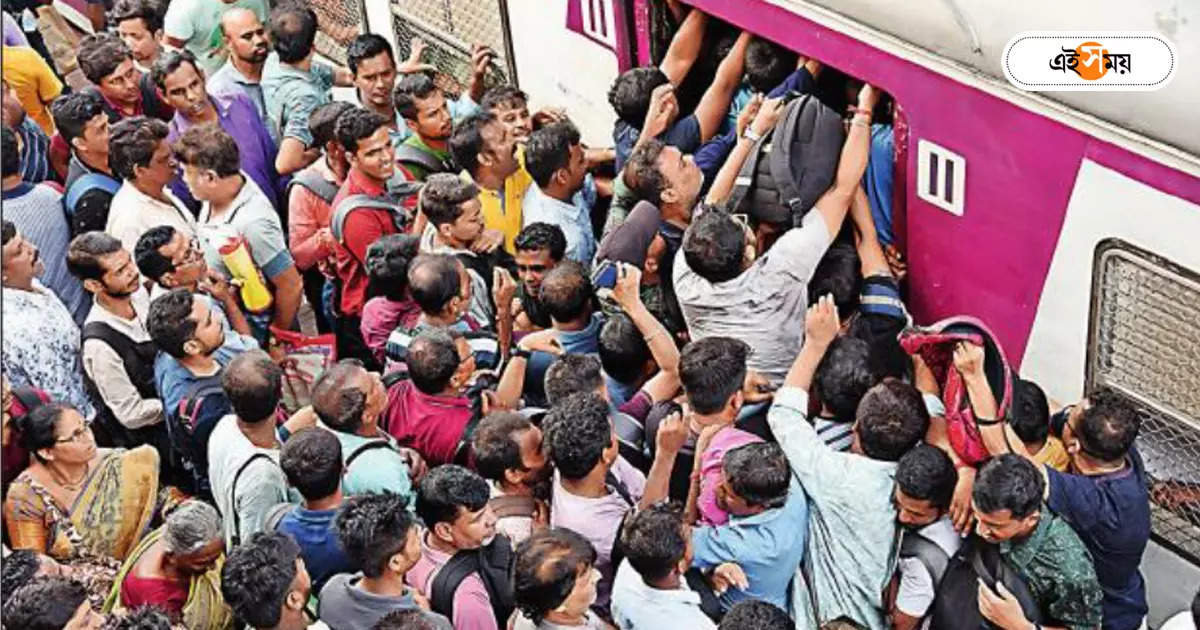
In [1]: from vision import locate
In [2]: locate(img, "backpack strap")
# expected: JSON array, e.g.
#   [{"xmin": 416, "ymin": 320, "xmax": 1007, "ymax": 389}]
[
  {"xmin": 64, "ymin": 172, "xmax": 120, "ymax": 216},
  {"xmin": 429, "ymin": 538, "xmax": 515, "ymax": 626},
  {"xmin": 228, "ymin": 452, "xmax": 277, "ymax": 547},
  {"xmin": 394, "ymin": 144, "xmax": 452, "ymax": 175},
  {"xmin": 329, "ymin": 194, "xmax": 411, "ymax": 255},
  {"xmin": 286, "ymin": 171, "xmax": 340, "ymax": 205},
  {"xmin": 262, "ymin": 501, "xmax": 295, "ymax": 534},
  {"xmin": 486, "ymin": 494, "xmax": 537, "ymax": 519},
  {"xmin": 771, "ymin": 95, "xmax": 813, "ymax": 218},
  {"xmin": 176, "ymin": 377, "xmax": 227, "ymax": 434},
  {"xmin": 344, "ymin": 439, "xmax": 396, "ymax": 469},
  {"xmin": 429, "ymin": 550, "xmax": 481, "ymax": 621},
  {"xmin": 900, "ymin": 532, "xmax": 952, "ymax": 589},
  {"xmin": 724, "ymin": 128, "xmax": 772, "ymax": 215}
]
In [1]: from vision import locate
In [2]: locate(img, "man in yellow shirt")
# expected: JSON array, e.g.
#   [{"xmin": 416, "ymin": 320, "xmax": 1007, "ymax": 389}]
[
  {"xmin": 1013, "ymin": 379, "xmax": 1071, "ymax": 472},
  {"xmin": 448, "ymin": 110, "xmax": 533, "ymax": 254},
  {"xmin": 1, "ymin": 46, "xmax": 63, "ymax": 134}
]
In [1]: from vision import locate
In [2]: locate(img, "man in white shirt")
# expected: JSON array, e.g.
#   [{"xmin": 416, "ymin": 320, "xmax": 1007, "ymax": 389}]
[{"xmin": 106, "ymin": 116, "xmax": 198, "ymax": 254}]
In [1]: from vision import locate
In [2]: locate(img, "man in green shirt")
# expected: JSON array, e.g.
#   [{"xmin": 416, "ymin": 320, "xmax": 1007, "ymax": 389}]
[{"xmin": 392, "ymin": 71, "xmax": 483, "ymax": 182}]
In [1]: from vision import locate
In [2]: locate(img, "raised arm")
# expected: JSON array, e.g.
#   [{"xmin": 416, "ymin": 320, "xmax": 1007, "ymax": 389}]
[
  {"xmin": 640, "ymin": 410, "xmax": 687, "ymax": 509},
  {"xmin": 783, "ymin": 294, "xmax": 839, "ymax": 391},
  {"xmin": 611, "ymin": 263, "xmax": 680, "ymax": 402},
  {"xmin": 811, "ymin": 84, "xmax": 880, "ymax": 243},
  {"xmin": 953, "ymin": 342, "xmax": 1031, "ymax": 460},
  {"xmin": 704, "ymin": 96, "xmax": 783, "ymax": 206},
  {"xmin": 693, "ymin": 32, "xmax": 752, "ymax": 142},
  {"xmin": 659, "ymin": 7, "xmax": 709, "ymax": 86},
  {"xmin": 849, "ymin": 185, "xmax": 890, "ymax": 277}
]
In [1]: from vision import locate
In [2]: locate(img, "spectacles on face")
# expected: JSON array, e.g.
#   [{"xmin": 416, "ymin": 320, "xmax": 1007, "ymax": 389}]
[
  {"xmin": 55, "ymin": 422, "xmax": 93, "ymax": 444},
  {"xmin": 171, "ymin": 238, "xmax": 205, "ymax": 270}
]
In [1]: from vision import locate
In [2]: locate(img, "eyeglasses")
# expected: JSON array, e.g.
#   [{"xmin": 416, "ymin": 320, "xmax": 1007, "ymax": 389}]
[
  {"xmin": 171, "ymin": 239, "xmax": 205, "ymax": 270},
  {"xmin": 55, "ymin": 422, "xmax": 92, "ymax": 444}
]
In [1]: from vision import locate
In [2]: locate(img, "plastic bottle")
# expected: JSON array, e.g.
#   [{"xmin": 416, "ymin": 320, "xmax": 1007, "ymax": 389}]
[{"xmin": 218, "ymin": 234, "xmax": 273, "ymax": 313}]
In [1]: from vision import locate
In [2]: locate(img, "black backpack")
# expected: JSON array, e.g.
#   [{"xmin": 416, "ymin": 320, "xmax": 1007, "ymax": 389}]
[
  {"xmin": 725, "ymin": 92, "xmax": 844, "ymax": 227},
  {"xmin": 928, "ymin": 536, "xmax": 1044, "ymax": 630},
  {"xmin": 286, "ymin": 171, "xmax": 341, "ymax": 205},
  {"xmin": 394, "ymin": 144, "xmax": 455, "ymax": 178},
  {"xmin": 166, "ymin": 375, "xmax": 231, "ymax": 501},
  {"xmin": 429, "ymin": 535, "xmax": 516, "ymax": 627}
]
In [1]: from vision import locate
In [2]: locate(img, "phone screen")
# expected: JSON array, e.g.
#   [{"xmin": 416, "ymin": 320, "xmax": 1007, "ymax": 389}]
[{"xmin": 592, "ymin": 261, "xmax": 619, "ymax": 289}]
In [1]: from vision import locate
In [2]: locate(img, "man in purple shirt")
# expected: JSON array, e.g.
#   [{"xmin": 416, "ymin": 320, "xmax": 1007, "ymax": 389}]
[{"xmin": 150, "ymin": 49, "xmax": 285, "ymax": 212}]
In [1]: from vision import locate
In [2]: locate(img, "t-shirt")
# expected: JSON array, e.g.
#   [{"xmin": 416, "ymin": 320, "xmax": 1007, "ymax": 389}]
[
  {"xmin": 276, "ymin": 505, "xmax": 353, "ymax": 594},
  {"xmin": 162, "ymin": 0, "xmax": 269, "ymax": 75},
  {"xmin": 382, "ymin": 379, "xmax": 473, "ymax": 468},
  {"xmin": 319, "ymin": 572, "xmax": 452, "ymax": 630},
  {"xmin": 613, "ymin": 114, "xmax": 701, "ymax": 172},
  {"xmin": 1, "ymin": 46, "xmax": 61, "ymax": 134},
  {"xmin": 611, "ymin": 560, "xmax": 716, "ymax": 630},
  {"xmin": 697, "ymin": 426, "xmax": 763, "ymax": 526},
  {"xmin": 894, "ymin": 517, "xmax": 964, "ymax": 626},
  {"xmin": 405, "ymin": 535, "xmax": 498, "ymax": 630},
  {"xmin": 206, "ymin": 414, "xmax": 288, "ymax": 547},
  {"xmin": 197, "ymin": 178, "xmax": 294, "ymax": 282}
]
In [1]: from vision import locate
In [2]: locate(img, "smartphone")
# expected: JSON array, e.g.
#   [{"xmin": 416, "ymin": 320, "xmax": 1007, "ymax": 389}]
[{"xmin": 591, "ymin": 260, "xmax": 619, "ymax": 290}]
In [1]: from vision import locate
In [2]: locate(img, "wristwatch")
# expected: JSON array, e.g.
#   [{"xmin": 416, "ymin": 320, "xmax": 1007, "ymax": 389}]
[
  {"xmin": 511, "ymin": 347, "xmax": 532, "ymax": 360},
  {"xmin": 743, "ymin": 128, "xmax": 762, "ymax": 143}
]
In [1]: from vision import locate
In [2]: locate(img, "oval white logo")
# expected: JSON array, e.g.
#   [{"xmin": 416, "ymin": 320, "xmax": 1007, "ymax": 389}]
[{"xmin": 1002, "ymin": 31, "xmax": 1176, "ymax": 91}]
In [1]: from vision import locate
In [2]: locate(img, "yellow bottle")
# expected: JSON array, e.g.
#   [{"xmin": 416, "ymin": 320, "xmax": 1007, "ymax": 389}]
[{"xmin": 218, "ymin": 235, "xmax": 273, "ymax": 313}]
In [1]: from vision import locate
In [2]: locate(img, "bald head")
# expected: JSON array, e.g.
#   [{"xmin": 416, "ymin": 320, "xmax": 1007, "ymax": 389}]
[
  {"xmin": 221, "ymin": 349, "xmax": 282, "ymax": 423},
  {"xmin": 408, "ymin": 254, "xmax": 463, "ymax": 315},
  {"xmin": 221, "ymin": 7, "xmax": 269, "ymax": 65}
]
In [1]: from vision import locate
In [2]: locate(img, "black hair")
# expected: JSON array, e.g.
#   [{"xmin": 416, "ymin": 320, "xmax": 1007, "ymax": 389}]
[
  {"xmin": 723, "ymin": 442, "xmax": 790, "ymax": 508},
  {"xmin": 1, "ymin": 219, "xmax": 14, "ymax": 247},
  {"xmin": 309, "ymin": 100, "xmax": 356, "ymax": 149},
  {"xmin": 472, "ymin": 412, "xmax": 536, "ymax": 482},
  {"xmin": 393, "ymin": 73, "xmax": 439, "ymax": 121},
  {"xmin": 1, "ymin": 126, "xmax": 19, "ymax": 177},
  {"xmin": 524, "ymin": 121, "xmax": 580, "ymax": 188},
  {"xmin": 855, "ymin": 379, "xmax": 930, "ymax": 462},
  {"xmin": 407, "ymin": 254, "xmax": 463, "ymax": 314},
  {"xmin": 814, "ymin": 337, "xmax": 880, "ymax": 423},
  {"xmin": 607, "ymin": 66, "xmax": 670, "ymax": 126},
  {"xmin": 174, "ymin": 123, "xmax": 241, "ymax": 178},
  {"xmin": 1077, "ymin": 389, "xmax": 1141, "ymax": 463},
  {"xmin": 543, "ymin": 393, "xmax": 611, "ymax": 480},
  {"xmin": 683, "ymin": 210, "xmax": 745, "ymax": 283},
  {"xmin": 346, "ymin": 33, "xmax": 393, "ymax": 75},
  {"xmin": 280, "ymin": 427, "xmax": 343, "ymax": 501},
  {"xmin": 1010, "ymin": 378, "xmax": 1051, "ymax": 445},
  {"xmin": 719, "ymin": 600, "xmax": 793, "ymax": 630},
  {"xmin": 310, "ymin": 360, "xmax": 370, "ymax": 433},
  {"xmin": 373, "ymin": 609, "xmax": 441, "ymax": 630},
  {"xmin": 744, "ymin": 37, "xmax": 798, "ymax": 94},
  {"xmin": 420, "ymin": 173, "xmax": 479, "ymax": 227},
  {"xmin": 66, "ymin": 231, "xmax": 124, "ymax": 283},
  {"xmin": 619, "ymin": 502, "xmax": 686, "ymax": 582},
  {"xmin": 809, "ymin": 243, "xmax": 862, "ymax": 321},
  {"xmin": 480, "ymin": 85, "xmax": 528, "ymax": 113},
  {"xmin": 679, "ymin": 337, "xmax": 749, "ymax": 415},
  {"xmin": 514, "ymin": 223, "xmax": 567, "ymax": 261},
  {"xmin": 220, "ymin": 532, "xmax": 301, "ymax": 628},
  {"xmin": 268, "ymin": 4, "xmax": 318, "ymax": 64},
  {"xmin": 132, "ymin": 225, "xmax": 177, "ymax": 282},
  {"xmin": 365, "ymin": 233, "xmax": 421, "ymax": 301},
  {"xmin": 973, "ymin": 454, "xmax": 1044, "ymax": 519},
  {"xmin": 415, "ymin": 464, "xmax": 490, "ymax": 529},
  {"xmin": 149, "ymin": 48, "xmax": 200, "ymax": 92},
  {"xmin": 335, "ymin": 492, "xmax": 418, "ymax": 578},
  {"xmin": 512, "ymin": 528, "xmax": 597, "ymax": 624},
  {"xmin": 221, "ymin": 350, "xmax": 282, "ymax": 423},
  {"xmin": 108, "ymin": 0, "xmax": 164, "ymax": 33},
  {"xmin": 449, "ymin": 110, "xmax": 496, "ymax": 175},
  {"xmin": 406, "ymin": 328, "xmax": 460, "ymax": 394},
  {"xmin": 102, "ymin": 606, "xmax": 174, "ymax": 629},
  {"xmin": 538, "ymin": 261, "xmax": 592, "ymax": 324},
  {"xmin": 1, "ymin": 550, "xmax": 40, "ymax": 606},
  {"xmin": 13, "ymin": 403, "xmax": 69, "ymax": 462},
  {"xmin": 77, "ymin": 32, "xmax": 132, "ymax": 84},
  {"xmin": 335, "ymin": 106, "xmax": 390, "ymax": 154},
  {"xmin": 4, "ymin": 577, "xmax": 90, "ymax": 630},
  {"xmin": 896, "ymin": 444, "xmax": 957, "ymax": 510},
  {"xmin": 109, "ymin": 116, "xmax": 169, "ymax": 181},
  {"xmin": 146, "ymin": 288, "xmax": 197, "ymax": 358},
  {"xmin": 544, "ymin": 354, "xmax": 603, "ymax": 407},
  {"xmin": 624, "ymin": 139, "xmax": 667, "ymax": 204},
  {"xmin": 51, "ymin": 90, "xmax": 106, "ymax": 147},
  {"xmin": 598, "ymin": 314, "xmax": 651, "ymax": 385}
]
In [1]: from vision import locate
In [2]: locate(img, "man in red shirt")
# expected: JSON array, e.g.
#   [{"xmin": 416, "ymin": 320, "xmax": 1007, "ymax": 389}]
[
  {"xmin": 384, "ymin": 327, "xmax": 476, "ymax": 467},
  {"xmin": 330, "ymin": 107, "xmax": 400, "ymax": 368}
]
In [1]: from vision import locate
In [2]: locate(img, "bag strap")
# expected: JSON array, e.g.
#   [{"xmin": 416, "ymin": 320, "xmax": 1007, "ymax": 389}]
[
  {"xmin": 429, "ymin": 550, "xmax": 481, "ymax": 621},
  {"xmin": 900, "ymin": 532, "xmax": 952, "ymax": 588},
  {"xmin": 344, "ymin": 439, "xmax": 396, "ymax": 469},
  {"xmin": 82, "ymin": 321, "xmax": 138, "ymax": 372},
  {"xmin": 64, "ymin": 172, "xmax": 119, "ymax": 215},
  {"xmin": 771, "ymin": 95, "xmax": 811, "ymax": 216},
  {"xmin": 229, "ymin": 452, "xmax": 277, "ymax": 547},
  {"xmin": 486, "ymin": 494, "xmax": 538, "ymax": 519},
  {"xmin": 394, "ymin": 144, "xmax": 451, "ymax": 174},
  {"xmin": 176, "ymin": 376, "xmax": 227, "ymax": 433},
  {"xmin": 604, "ymin": 470, "xmax": 636, "ymax": 507},
  {"xmin": 287, "ymin": 171, "xmax": 340, "ymax": 204},
  {"xmin": 262, "ymin": 501, "xmax": 295, "ymax": 534},
  {"xmin": 330, "ymin": 194, "xmax": 397, "ymax": 245}
]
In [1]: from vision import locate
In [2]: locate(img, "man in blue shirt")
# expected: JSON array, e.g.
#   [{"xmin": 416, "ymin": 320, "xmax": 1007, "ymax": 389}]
[
  {"xmin": 522, "ymin": 121, "xmax": 597, "ymax": 269},
  {"xmin": 275, "ymin": 426, "xmax": 353, "ymax": 594},
  {"xmin": 612, "ymin": 503, "xmax": 717, "ymax": 629}
]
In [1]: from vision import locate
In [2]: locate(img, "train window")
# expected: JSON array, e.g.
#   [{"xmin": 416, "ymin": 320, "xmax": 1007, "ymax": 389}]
[
  {"xmin": 389, "ymin": 0, "xmax": 515, "ymax": 95},
  {"xmin": 1087, "ymin": 238, "xmax": 1200, "ymax": 562},
  {"xmin": 916, "ymin": 139, "xmax": 966, "ymax": 216}
]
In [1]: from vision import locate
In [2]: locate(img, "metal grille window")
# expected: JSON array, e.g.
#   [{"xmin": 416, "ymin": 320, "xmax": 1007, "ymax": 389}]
[
  {"xmin": 1087, "ymin": 239, "xmax": 1200, "ymax": 562},
  {"xmin": 390, "ymin": 0, "xmax": 513, "ymax": 97}
]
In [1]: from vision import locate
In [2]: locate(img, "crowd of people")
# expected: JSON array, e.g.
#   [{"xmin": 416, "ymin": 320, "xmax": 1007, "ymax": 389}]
[{"xmin": 0, "ymin": 0, "xmax": 1183, "ymax": 629}]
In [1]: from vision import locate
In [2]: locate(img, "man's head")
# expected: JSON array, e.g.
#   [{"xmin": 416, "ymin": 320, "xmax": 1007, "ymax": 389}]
[
  {"xmin": 894, "ymin": 444, "xmax": 957, "ymax": 529},
  {"xmin": 146, "ymin": 288, "xmax": 224, "ymax": 359},
  {"xmin": 852, "ymin": 379, "xmax": 930, "ymax": 462},
  {"xmin": 151, "ymin": 50, "xmax": 209, "ymax": 120},
  {"xmin": 162, "ymin": 500, "xmax": 225, "ymax": 576},
  {"xmin": 544, "ymin": 354, "xmax": 604, "ymax": 407},
  {"xmin": 280, "ymin": 427, "xmax": 343, "ymax": 503},
  {"xmin": 718, "ymin": 442, "xmax": 790, "ymax": 516},
  {"xmin": 133, "ymin": 225, "xmax": 207, "ymax": 289},
  {"xmin": 310, "ymin": 359, "xmax": 387, "ymax": 435},
  {"xmin": 66, "ymin": 232, "xmax": 140, "ymax": 299},
  {"xmin": 513, "ymin": 222, "xmax": 566, "ymax": 296},
  {"xmin": 221, "ymin": 350, "xmax": 282, "ymax": 424},
  {"xmin": 4, "ymin": 577, "xmax": 103, "ymax": 630},
  {"xmin": 51, "ymin": 91, "xmax": 110, "ymax": 161},
  {"xmin": 679, "ymin": 337, "xmax": 749, "ymax": 419},
  {"xmin": 512, "ymin": 529, "xmax": 599, "ymax": 624},
  {"xmin": 347, "ymin": 34, "xmax": 396, "ymax": 113},
  {"xmin": 814, "ymin": 337, "xmax": 880, "ymax": 423},
  {"xmin": 480, "ymin": 85, "xmax": 531, "ymax": 142},
  {"xmin": 619, "ymin": 502, "xmax": 691, "ymax": 584},
  {"xmin": 336, "ymin": 107, "xmax": 394, "ymax": 183},
  {"xmin": 365, "ymin": 233, "xmax": 421, "ymax": 302},
  {"xmin": 744, "ymin": 37, "xmax": 797, "ymax": 94},
  {"xmin": 973, "ymin": 454, "xmax": 1044, "ymax": 544},
  {"xmin": 407, "ymin": 254, "xmax": 470, "ymax": 320},
  {"xmin": 220, "ymin": 8, "xmax": 270, "ymax": 67},
  {"xmin": 598, "ymin": 314, "xmax": 653, "ymax": 386},
  {"xmin": 373, "ymin": 610, "xmax": 441, "ymax": 630},
  {"xmin": 308, "ymin": 100, "xmax": 355, "ymax": 166},
  {"xmin": 78, "ymin": 32, "xmax": 139, "ymax": 107},
  {"xmin": 1064, "ymin": 389, "xmax": 1141, "ymax": 467},
  {"xmin": 109, "ymin": 116, "xmax": 174, "ymax": 190},
  {"xmin": 416, "ymin": 464, "xmax": 497, "ymax": 551},
  {"xmin": 103, "ymin": 606, "xmax": 171, "ymax": 629},
  {"xmin": 109, "ymin": 0, "xmax": 164, "ymax": 68},
  {"xmin": 525, "ymin": 121, "xmax": 586, "ymax": 198},
  {"xmin": 719, "ymin": 600, "xmax": 793, "ymax": 630},
  {"xmin": 335, "ymin": 493, "xmax": 422, "ymax": 579},
  {"xmin": 175, "ymin": 123, "xmax": 241, "ymax": 201},
  {"xmin": 543, "ymin": 393, "xmax": 615, "ymax": 481},
  {"xmin": 682, "ymin": 210, "xmax": 752, "ymax": 283},
  {"xmin": 393, "ymin": 73, "xmax": 451, "ymax": 142},
  {"xmin": 450, "ymin": 111, "xmax": 519, "ymax": 181},
  {"xmin": 1, "ymin": 550, "xmax": 68, "ymax": 607},
  {"xmin": 268, "ymin": 4, "xmax": 318, "ymax": 64},
  {"xmin": 2, "ymin": 220, "xmax": 45, "ymax": 288},
  {"xmin": 608, "ymin": 66, "xmax": 671, "ymax": 127},
  {"xmin": 2, "ymin": 126, "xmax": 20, "ymax": 180},
  {"xmin": 406, "ymin": 328, "xmax": 473, "ymax": 396},
  {"xmin": 421, "ymin": 174, "xmax": 484, "ymax": 248},
  {"xmin": 538, "ymin": 261, "xmax": 592, "ymax": 326},
  {"xmin": 473, "ymin": 412, "xmax": 549, "ymax": 488},
  {"xmin": 809, "ymin": 243, "xmax": 862, "ymax": 321},
  {"xmin": 625, "ymin": 140, "xmax": 703, "ymax": 219},
  {"xmin": 221, "ymin": 532, "xmax": 312, "ymax": 630},
  {"xmin": 1010, "ymin": 379, "xmax": 1050, "ymax": 448}
]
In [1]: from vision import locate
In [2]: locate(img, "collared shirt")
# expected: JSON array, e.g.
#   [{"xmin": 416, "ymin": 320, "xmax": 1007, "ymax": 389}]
[
  {"xmin": 328, "ymin": 426, "xmax": 414, "ymax": 500},
  {"xmin": 384, "ymin": 317, "xmax": 496, "ymax": 375},
  {"xmin": 207, "ymin": 413, "xmax": 288, "ymax": 547},
  {"xmin": 999, "ymin": 512, "xmax": 1104, "ymax": 630},
  {"xmin": 331, "ymin": 168, "xmax": 396, "ymax": 317},
  {"xmin": 2, "ymin": 181, "xmax": 89, "ymax": 325},
  {"xmin": 611, "ymin": 560, "xmax": 716, "ymax": 630},
  {"xmin": 521, "ymin": 176, "xmax": 597, "ymax": 269},
  {"xmin": 197, "ymin": 176, "xmax": 294, "ymax": 281},
  {"xmin": 106, "ymin": 181, "xmax": 198, "ymax": 255},
  {"xmin": 389, "ymin": 93, "xmax": 478, "ymax": 146},
  {"xmin": 162, "ymin": 0, "xmax": 268, "ymax": 75},
  {"xmin": 406, "ymin": 534, "xmax": 499, "ymax": 630},
  {"xmin": 767, "ymin": 386, "xmax": 899, "ymax": 630},
  {"xmin": 471, "ymin": 155, "xmax": 535, "ymax": 254},
  {"xmin": 81, "ymin": 288, "xmax": 164, "ymax": 429},
  {"xmin": 1, "ymin": 45, "xmax": 61, "ymax": 133},
  {"xmin": 15, "ymin": 118, "xmax": 50, "ymax": 183},
  {"xmin": 288, "ymin": 156, "xmax": 341, "ymax": 271},
  {"xmin": 207, "ymin": 60, "xmax": 273, "ymax": 140},
  {"xmin": 168, "ymin": 92, "xmax": 284, "ymax": 206},
  {"xmin": 262, "ymin": 54, "xmax": 334, "ymax": 146},
  {"xmin": 1, "ymin": 281, "xmax": 96, "ymax": 419},
  {"xmin": 382, "ymin": 379, "xmax": 473, "ymax": 468},
  {"xmin": 674, "ymin": 210, "xmax": 831, "ymax": 384}
]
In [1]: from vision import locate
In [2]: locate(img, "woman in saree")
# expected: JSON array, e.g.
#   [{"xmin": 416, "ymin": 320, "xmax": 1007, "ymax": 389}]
[{"xmin": 105, "ymin": 499, "xmax": 233, "ymax": 629}]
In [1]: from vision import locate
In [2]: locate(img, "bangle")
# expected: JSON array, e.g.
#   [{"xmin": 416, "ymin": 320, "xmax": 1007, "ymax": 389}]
[
  {"xmin": 974, "ymin": 416, "xmax": 1003, "ymax": 426},
  {"xmin": 743, "ymin": 128, "xmax": 762, "ymax": 143},
  {"xmin": 511, "ymin": 347, "xmax": 531, "ymax": 360}
]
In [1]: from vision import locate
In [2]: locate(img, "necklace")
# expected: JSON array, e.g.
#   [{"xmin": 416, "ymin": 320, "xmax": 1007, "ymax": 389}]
[{"xmin": 49, "ymin": 460, "xmax": 91, "ymax": 491}]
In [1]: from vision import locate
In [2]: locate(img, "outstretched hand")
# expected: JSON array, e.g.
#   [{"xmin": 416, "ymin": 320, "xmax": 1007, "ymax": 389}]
[{"xmin": 804, "ymin": 294, "xmax": 840, "ymax": 349}]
